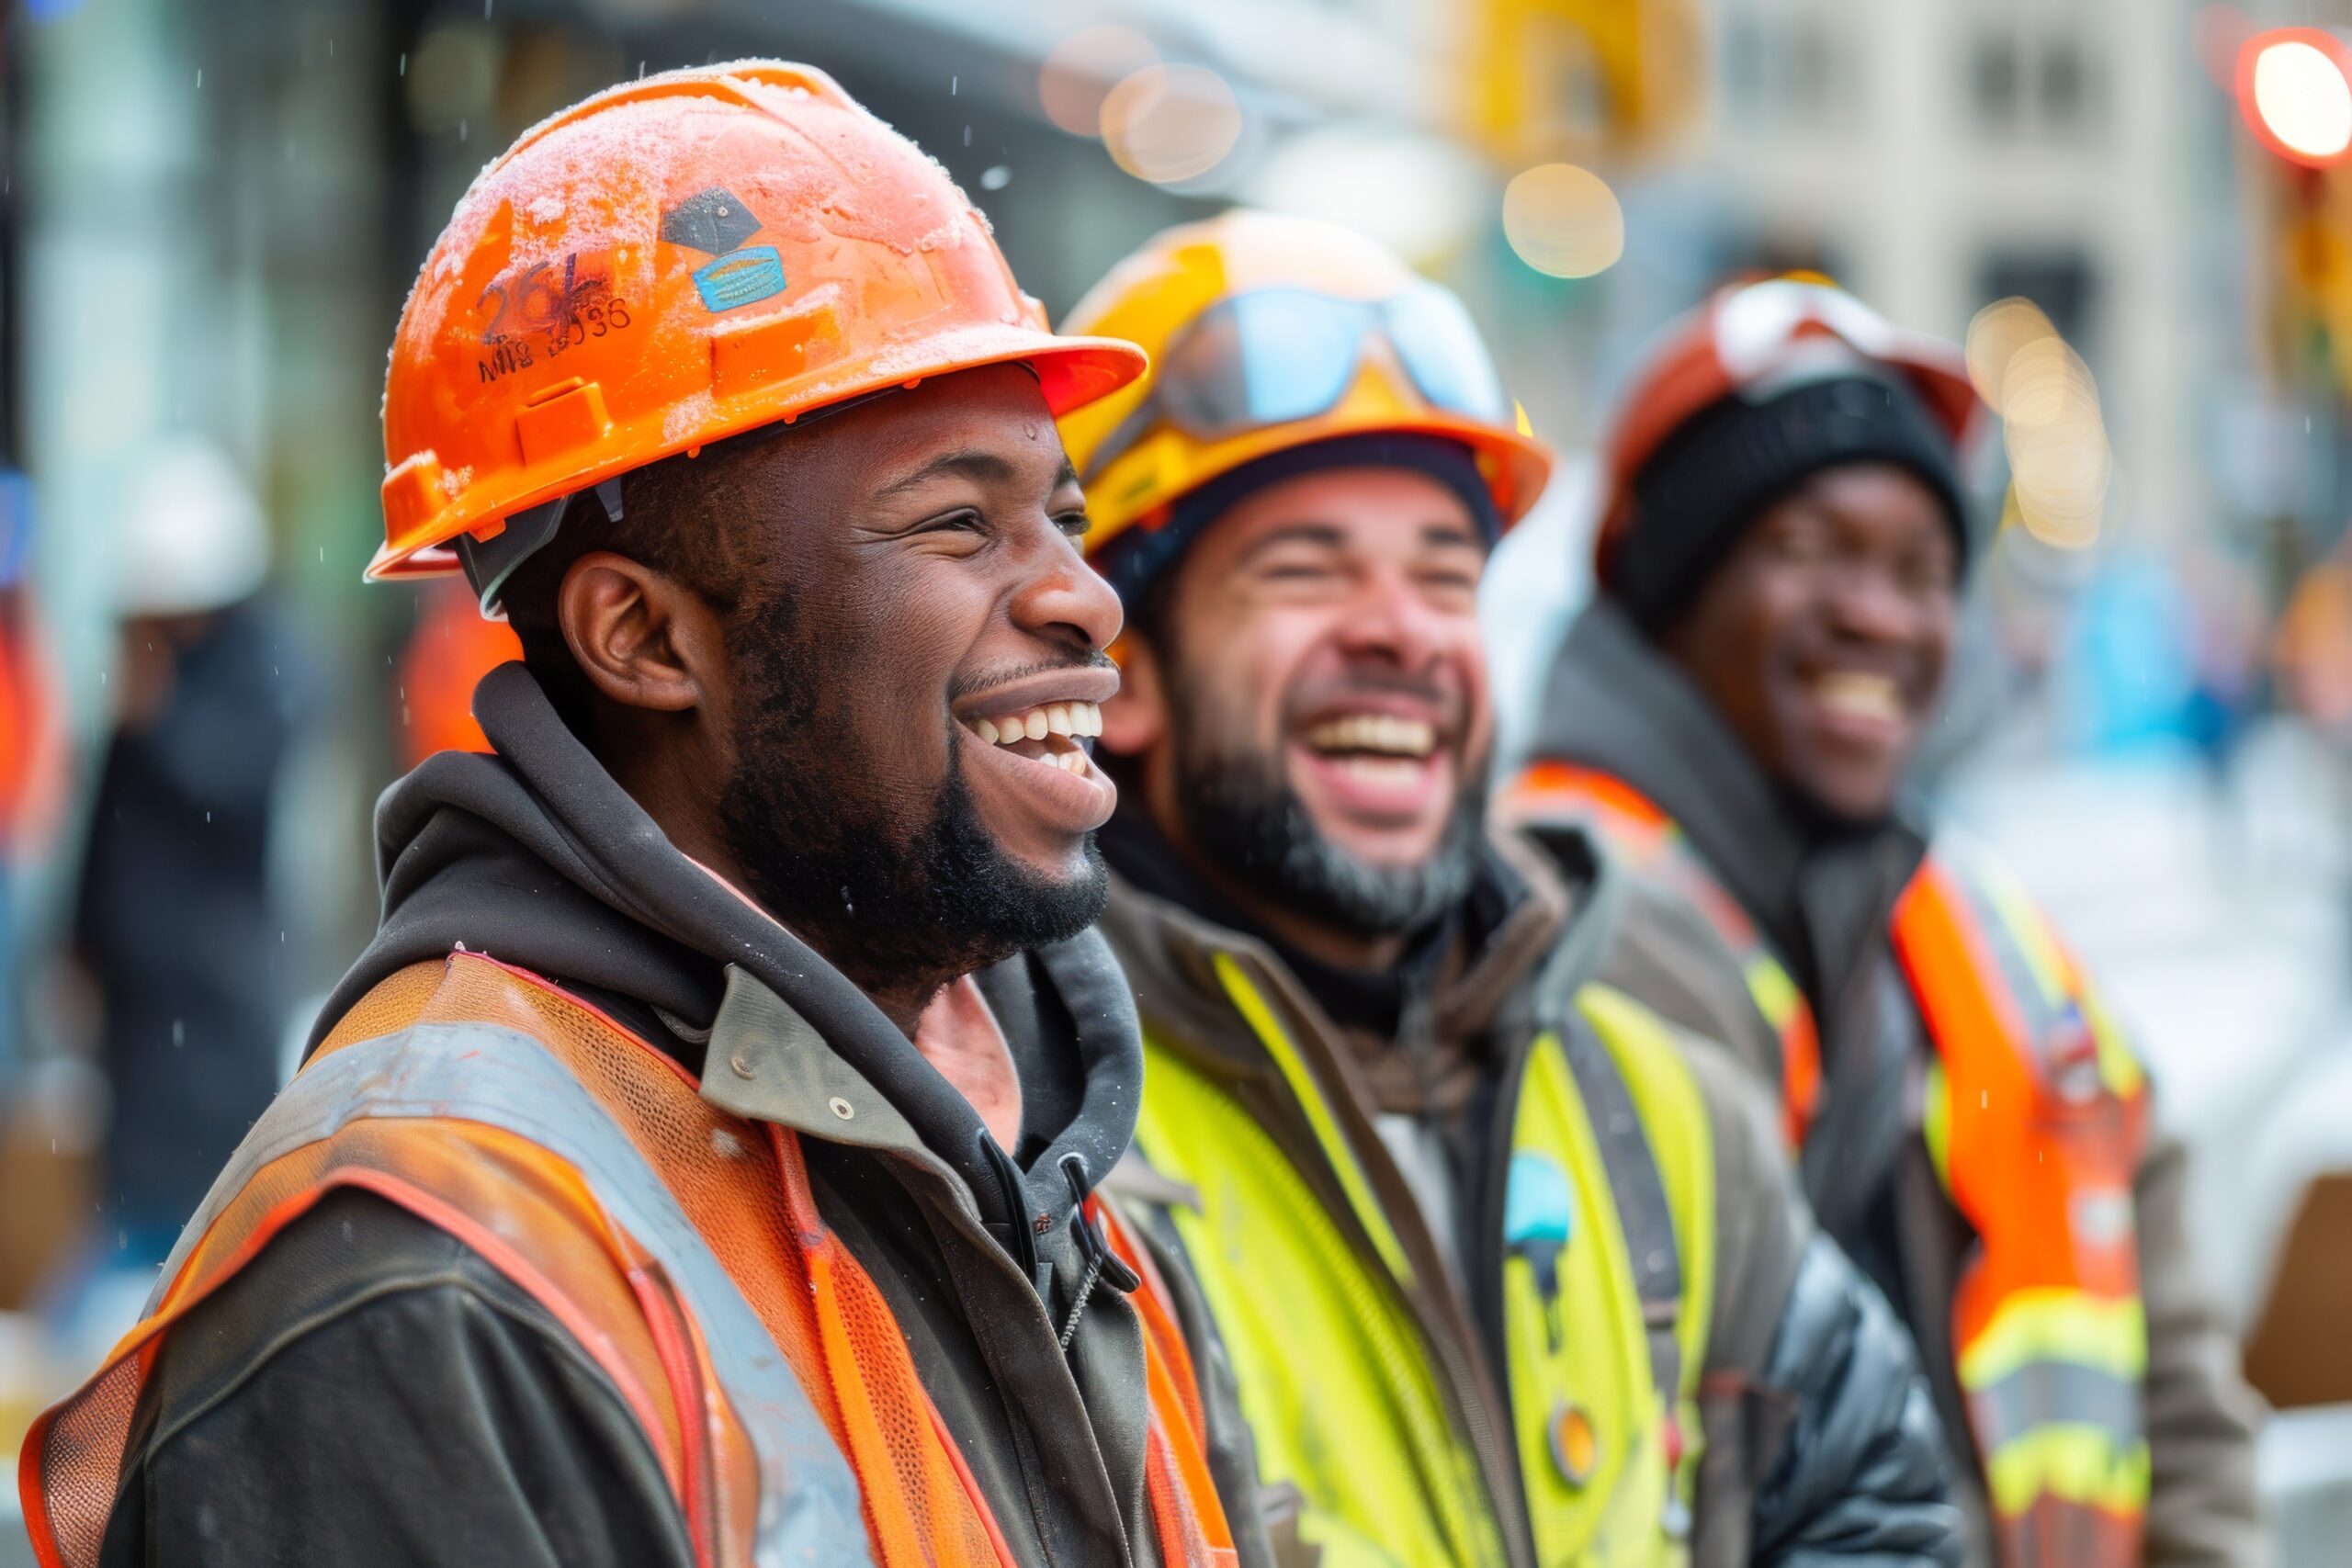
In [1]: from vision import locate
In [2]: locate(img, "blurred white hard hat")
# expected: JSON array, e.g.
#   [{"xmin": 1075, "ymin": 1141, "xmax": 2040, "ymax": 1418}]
[{"xmin": 112, "ymin": 436, "xmax": 269, "ymax": 616}]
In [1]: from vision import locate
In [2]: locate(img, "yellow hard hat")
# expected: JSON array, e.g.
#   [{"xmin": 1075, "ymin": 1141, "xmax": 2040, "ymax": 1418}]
[{"xmin": 1058, "ymin": 209, "xmax": 1553, "ymax": 585}]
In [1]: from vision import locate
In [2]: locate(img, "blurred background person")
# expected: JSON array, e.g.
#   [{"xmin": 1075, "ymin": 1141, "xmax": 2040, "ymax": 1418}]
[
  {"xmin": 1499, "ymin": 280, "xmax": 2264, "ymax": 1564},
  {"xmin": 58, "ymin": 439, "xmax": 319, "ymax": 1319},
  {"xmin": 391, "ymin": 579, "xmax": 517, "ymax": 770}
]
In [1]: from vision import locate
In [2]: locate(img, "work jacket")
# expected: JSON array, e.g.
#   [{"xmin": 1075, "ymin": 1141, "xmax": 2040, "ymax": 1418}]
[
  {"xmin": 21, "ymin": 663, "xmax": 1268, "ymax": 1568},
  {"xmin": 1097, "ymin": 811, "xmax": 1962, "ymax": 1568},
  {"xmin": 1506, "ymin": 599, "xmax": 2267, "ymax": 1568}
]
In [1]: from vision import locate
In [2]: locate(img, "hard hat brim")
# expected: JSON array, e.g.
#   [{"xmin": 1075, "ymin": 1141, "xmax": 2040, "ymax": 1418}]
[{"xmin": 368, "ymin": 327, "xmax": 1148, "ymax": 583}]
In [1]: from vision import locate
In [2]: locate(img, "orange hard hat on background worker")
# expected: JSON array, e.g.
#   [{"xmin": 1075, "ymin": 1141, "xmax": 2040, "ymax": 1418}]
[
  {"xmin": 372, "ymin": 60, "xmax": 1143, "ymax": 609},
  {"xmin": 1589, "ymin": 275, "xmax": 1980, "ymax": 627},
  {"xmin": 1056, "ymin": 208, "xmax": 1552, "ymax": 596}
]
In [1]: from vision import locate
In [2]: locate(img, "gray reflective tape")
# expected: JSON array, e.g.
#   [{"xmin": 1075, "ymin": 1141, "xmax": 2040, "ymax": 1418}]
[
  {"xmin": 1941, "ymin": 865, "xmax": 2081, "ymax": 1072},
  {"xmin": 156, "ymin": 1022, "xmax": 874, "ymax": 1568},
  {"xmin": 1968, "ymin": 1358, "xmax": 2144, "ymax": 1451}
]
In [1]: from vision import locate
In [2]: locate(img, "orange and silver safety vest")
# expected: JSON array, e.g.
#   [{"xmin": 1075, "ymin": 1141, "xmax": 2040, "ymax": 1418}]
[
  {"xmin": 1501, "ymin": 763, "xmax": 2152, "ymax": 1568},
  {"xmin": 20, "ymin": 952, "xmax": 1238, "ymax": 1568}
]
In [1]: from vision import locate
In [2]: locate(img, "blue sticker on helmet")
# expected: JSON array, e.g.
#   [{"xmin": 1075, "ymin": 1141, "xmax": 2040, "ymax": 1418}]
[{"xmin": 693, "ymin": 246, "xmax": 786, "ymax": 312}]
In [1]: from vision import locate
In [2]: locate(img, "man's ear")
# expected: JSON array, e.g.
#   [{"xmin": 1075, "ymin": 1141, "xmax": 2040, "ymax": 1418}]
[
  {"xmin": 1098, "ymin": 633, "xmax": 1169, "ymax": 759},
  {"xmin": 557, "ymin": 550, "xmax": 723, "ymax": 714}
]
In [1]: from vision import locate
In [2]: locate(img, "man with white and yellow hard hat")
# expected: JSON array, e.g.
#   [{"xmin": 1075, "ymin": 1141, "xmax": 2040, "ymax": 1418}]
[{"xmin": 1060, "ymin": 208, "xmax": 1964, "ymax": 1567}]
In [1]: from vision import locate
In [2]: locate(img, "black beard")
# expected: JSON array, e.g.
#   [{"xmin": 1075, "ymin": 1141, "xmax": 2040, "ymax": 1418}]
[
  {"xmin": 1169, "ymin": 689, "xmax": 1485, "ymax": 942},
  {"xmin": 713, "ymin": 589, "xmax": 1108, "ymax": 998}
]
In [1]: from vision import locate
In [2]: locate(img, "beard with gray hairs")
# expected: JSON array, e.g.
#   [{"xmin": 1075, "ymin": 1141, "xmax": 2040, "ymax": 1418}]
[
  {"xmin": 713, "ymin": 585, "xmax": 1108, "ymax": 997},
  {"xmin": 1167, "ymin": 677, "xmax": 1487, "ymax": 942}
]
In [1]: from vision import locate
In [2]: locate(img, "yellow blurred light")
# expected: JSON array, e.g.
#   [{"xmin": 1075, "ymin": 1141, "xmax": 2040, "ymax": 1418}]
[
  {"xmin": 1964, "ymin": 297, "xmax": 2055, "ymax": 414},
  {"xmin": 1501, "ymin": 164, "xmax": 1624, "ymax": 279},
  {"xmin": 1994, "ymin": 324, "xmax": 2109, "ymax": 549},
  {"xmin": 406, "ymin": 22, "xmax": 501, "ymax": 135},
  {"xmin": 1100, "ymin": 64, "xmax": 1241, "ymax": 185},
  {"xmin": 2253, "ymin": 39, "xmax": 2352, "ymax": 160},
  {"xmin": 1039, "ymin": 26, "xmax": 1159, "ymax": 138}
]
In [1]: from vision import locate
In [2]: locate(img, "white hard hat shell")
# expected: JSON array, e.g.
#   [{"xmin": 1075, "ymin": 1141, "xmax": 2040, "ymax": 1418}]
[{"xmin": 112, "ymin": 437, "xmax": 270, "ymax": 616}]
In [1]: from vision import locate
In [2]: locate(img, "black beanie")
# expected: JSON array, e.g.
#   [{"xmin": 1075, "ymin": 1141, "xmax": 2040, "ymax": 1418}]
[
  {"xmin": 1092, "ymin": 432, "xmax": 1501, "ymax": 611},
  {"xmin": 1608, "ymin": 371, "xmax": 1969, "ymax": 631}
]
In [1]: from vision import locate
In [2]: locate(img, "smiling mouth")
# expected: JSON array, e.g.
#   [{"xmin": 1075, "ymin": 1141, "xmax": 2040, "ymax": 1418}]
[
  {"xmin": 1811, "ymin": 671, "xmax": 1905, "ymax": 726},
  {"xmin": 1299, "ymin": 711, "xmax": 1440, "ymax": 786},
  {"xmin": 962, "ymin": 700, "xmax": 1102, "ymax": 775}
]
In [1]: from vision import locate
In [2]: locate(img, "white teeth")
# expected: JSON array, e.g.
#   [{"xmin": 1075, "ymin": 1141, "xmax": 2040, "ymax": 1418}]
[
  {"xmin": 965, "ymin": 701, "xmax": 1105, "ymax": 761},
  {"xmin": 1304, "ymin": 713, "xmax": 1437, "ymax": 758},
  {"xmin": 1815, "ymin": 671, "xmax": 1903, "ymax": 723}
]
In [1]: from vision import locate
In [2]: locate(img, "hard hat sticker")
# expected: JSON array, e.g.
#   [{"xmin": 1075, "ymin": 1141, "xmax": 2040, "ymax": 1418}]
[
  {"xmin": 662, "ymin": 186, "xmax": 763, "ymax": 256},
  {"xmin": 694, "ymin": 247, "xmax": 788, "ymax": 312}
]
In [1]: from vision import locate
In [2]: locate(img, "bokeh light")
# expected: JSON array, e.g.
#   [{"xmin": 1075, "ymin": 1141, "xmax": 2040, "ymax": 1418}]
[
  {"xmin": 1500, "ymin": 163, "xmax": 1624, "ymax": 279},
  {"xmin": 1971, "ymin": 297, "xmax": 2111, "ymax": 549},
  {"xmin": 2253, "ymin": 39, "xmax": 2352, "ymax": 162},
  {"xmin": 405, "ymin": 22, "xmax": 502, "ymax": 136},
  {"xmin": 1100, "ymin": 64, "xmax": 1241, "ymax": 185},
  {"xmin": 1038, "ymin": 25, "xmax": 1159, "ymax": 139}
]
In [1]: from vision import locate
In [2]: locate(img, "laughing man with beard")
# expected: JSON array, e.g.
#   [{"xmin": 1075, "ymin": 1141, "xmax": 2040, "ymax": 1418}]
[
  {"xmin": 1057, "ymin": 210, "xmax": 1962, "ymax": 1568},
  {"xmin": 24, "ymin": 65, "xmax": 1263, "ymax": 1568}
]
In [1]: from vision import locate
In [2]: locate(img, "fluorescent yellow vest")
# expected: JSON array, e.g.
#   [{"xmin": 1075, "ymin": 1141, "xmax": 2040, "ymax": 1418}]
[{"xmin": 1131, "ymin": 953, "xmax": 1716, "ymax": 1567}]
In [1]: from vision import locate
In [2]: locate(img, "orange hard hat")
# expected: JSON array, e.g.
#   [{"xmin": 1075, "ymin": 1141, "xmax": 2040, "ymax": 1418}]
[
  {"xmin": 374, "ymin": 61, "xmax": 1147, "ymax": 596},
  {"xmin": 1593, "ymin": 276, "xmax": 1978, "ymax": 587}
]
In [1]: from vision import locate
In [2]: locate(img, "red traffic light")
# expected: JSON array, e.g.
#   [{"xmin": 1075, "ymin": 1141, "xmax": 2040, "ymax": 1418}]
[{"xmin": 2238, "ymin": 27, "xmax": 2352, "ymax": 167}]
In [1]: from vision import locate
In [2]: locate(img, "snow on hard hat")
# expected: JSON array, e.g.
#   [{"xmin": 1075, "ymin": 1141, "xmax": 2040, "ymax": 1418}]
[
  {"xmin": 373, "ymin": 60, "xmax": 1147, "ymax": 592},
  {"xmin": 113, "ymin": 436, "xmax": 270, "ymax": 617}
]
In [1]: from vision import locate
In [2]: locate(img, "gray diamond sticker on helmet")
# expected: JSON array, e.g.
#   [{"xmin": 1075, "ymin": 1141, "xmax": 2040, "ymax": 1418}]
[{"xmin": 662, "ymin": 186, "xmax": 763, "ymax": 256}]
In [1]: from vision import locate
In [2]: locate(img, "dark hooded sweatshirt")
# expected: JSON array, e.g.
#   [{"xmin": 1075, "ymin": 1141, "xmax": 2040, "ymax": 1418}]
[
  {"xmin": 1523, "ymin": 599, "xmax": 2265, "ymax": 1566},
  {"xmin": 96, "ymin": 664, "xmax": 1272, "ymax": 1568}
]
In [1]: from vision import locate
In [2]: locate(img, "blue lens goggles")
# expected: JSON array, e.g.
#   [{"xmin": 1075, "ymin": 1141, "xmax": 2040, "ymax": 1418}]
[{"xmin": 1082, "ymin": 284, "xmax": 1510, "ymax": 483}]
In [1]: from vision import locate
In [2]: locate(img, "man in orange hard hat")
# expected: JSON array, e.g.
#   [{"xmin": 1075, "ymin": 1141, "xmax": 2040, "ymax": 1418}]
[
  {"xmin": 1058, "ymin": 210, "xmax": 1962, "ymax": 1567},
  {"xmin": 23, "ymin": 64, "xmax": 1267, "ymax": 1567},
  {"xmin": 1502, "ymin": 277, "xmax": 2265, "ymax": 1565}
]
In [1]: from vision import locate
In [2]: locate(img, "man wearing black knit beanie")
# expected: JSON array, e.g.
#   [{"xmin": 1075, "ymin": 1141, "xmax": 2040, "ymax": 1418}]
[{"xmin": 1503, "ymin": 277, "xmax": 2265, "ymax": 1567}]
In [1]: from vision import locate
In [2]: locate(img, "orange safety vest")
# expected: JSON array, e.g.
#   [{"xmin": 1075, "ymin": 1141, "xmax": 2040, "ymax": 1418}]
[
  {"xmin": 1501, "ymin": 762, "xmax": 2152, "ymax": 1568},
  {"xmin": 19, "ymin": 952, "xmax": 1238, "ymax": 1568}
]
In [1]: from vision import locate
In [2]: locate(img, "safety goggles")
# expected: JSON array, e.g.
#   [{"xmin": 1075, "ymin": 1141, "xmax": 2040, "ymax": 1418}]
[
  {"xmin": 1080, "ymin": 284, "xmax": 1511, "ymax": 482},
  {"xmin": 1709, "ymin": 277, "xmax": 1920, "ymax": 384}
]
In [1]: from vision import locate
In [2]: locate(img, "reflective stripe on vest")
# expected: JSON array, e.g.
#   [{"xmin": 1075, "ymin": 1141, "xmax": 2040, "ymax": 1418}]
[
  {"xmin": 1506, "ymin": 764, "xmax": 2153, "ymax": 1567},
  {"xmin": 1894, "ymin": 857, "xmax": 2150, "ymax": 1567},
  {"xmin": 1500, "ymin": 761, "xmax": 1823, "ymax": 1146},
  {"xmin": 1128, "ymin": 956, "xmax": 1712, "ymax": 1566},
  {"xmin": 22, "ymin": 955, "xmax": 1236, "ymax": 1568}
]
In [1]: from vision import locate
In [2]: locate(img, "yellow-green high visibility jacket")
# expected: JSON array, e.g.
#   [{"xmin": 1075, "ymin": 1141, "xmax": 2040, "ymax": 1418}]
[{"xmin": 1098, "ymin": 824, "xmax": 1963, "ymax": 1568}]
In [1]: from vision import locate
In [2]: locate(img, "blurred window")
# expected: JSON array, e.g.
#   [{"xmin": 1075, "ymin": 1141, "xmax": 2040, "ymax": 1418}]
[
  {"xmin": 2040, "ymin": 37, "xmax": 2094, "ymax": 130},
  {"xmin": 1970, "ymin": 32, "xmax": 2021, "ymax": 128},
  {"xmin": 1719, "ymin": 1, "xmax": 1849, "ymax": 130},
  {"xmin": 1979, "ymin": 249, "xmax": 2098, "ymax": 361}
]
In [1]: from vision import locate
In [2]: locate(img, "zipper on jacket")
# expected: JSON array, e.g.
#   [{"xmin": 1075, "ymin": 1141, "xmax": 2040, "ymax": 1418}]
[{"xmin": 1216, "ymin": 952, "xmax": 1538, "ymax": 1568}]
